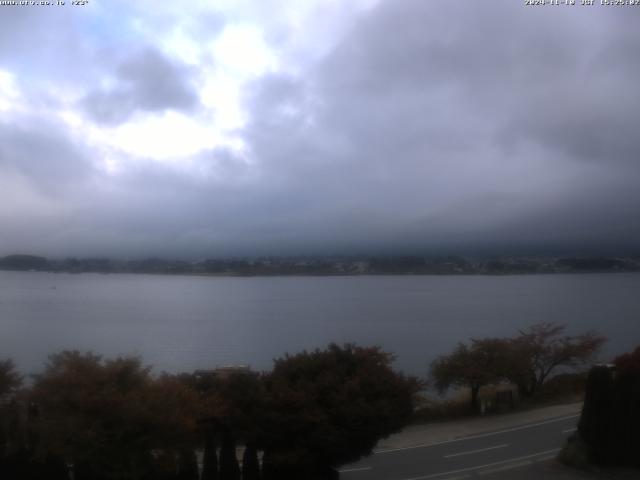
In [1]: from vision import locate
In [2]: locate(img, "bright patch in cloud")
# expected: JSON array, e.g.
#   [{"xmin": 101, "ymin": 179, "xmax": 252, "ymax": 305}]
[
  {"xmin": 161, "ymin": 27, "xmax": 204, "ymax": 67},
  {"xmin": 0, "ymin": 70, "xmax": 20, "ymax": 113},
  {"xmin": 214, "ymin": 24, "xmax": 277, "ymax": 76},
  {"xmin": 100, "ymin": 111, "xmax": 222, "ymax": 161},
  {"xmin": 201, "ymin": 74, "xmax": 245, "ymax": 130}
]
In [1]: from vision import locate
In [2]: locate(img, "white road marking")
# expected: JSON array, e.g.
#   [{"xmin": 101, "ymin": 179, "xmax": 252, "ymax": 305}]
[
  {"xmin": 477, "ymin": 460, "xmax": 531, "ymax": 475},
  {"xmin": 444, "ymin": 444, "xmax": 509, "ymax": 458},
  {"xmin": 376, "ymin": 414, "xmax": 579, "ymax": 454},
  {"xmin": 535, "ymin": 454, "xmax": 558, "ymax": 462},
  {"xmin": 440, "ymin": 476, "xmax": 470, "ymax": 480},
  {"xmin": 399, "ymin": 448, "xmax": 561, "ymax": 480},
  {"xmin": 338, "ymin": 466, "xmax": 372, "ymax": 473},
  {"xmin": 562, "ymin": 427, "xmax": 577, "ymax": 434}
]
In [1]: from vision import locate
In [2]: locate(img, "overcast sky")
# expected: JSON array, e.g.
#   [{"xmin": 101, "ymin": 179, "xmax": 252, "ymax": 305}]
[{"xmin": 0, "ymin": 0, "xmax": 639, "ymax": 258}]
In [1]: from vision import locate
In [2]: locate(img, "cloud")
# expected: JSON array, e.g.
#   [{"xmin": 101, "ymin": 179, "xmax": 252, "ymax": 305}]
[
  {"xmin": 0, "ymin": 118, "xmax": 95, "ymax": 193},
  {"xmin": 231, "ymin": 0, "xmax": 640, "ymax": 253},
  {"xmin": 81, "ymin": 48, "xmax": 199, "ymax": 125},
  {"xmin": 0, "ymin": 0, "xmax": 639, "ymax": 257}
]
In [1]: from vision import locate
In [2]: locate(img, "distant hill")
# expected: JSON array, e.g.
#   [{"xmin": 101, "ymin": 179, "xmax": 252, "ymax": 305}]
[{"xmin": 0, "ymin": 254, "xmax": 50, "ymax": 271}]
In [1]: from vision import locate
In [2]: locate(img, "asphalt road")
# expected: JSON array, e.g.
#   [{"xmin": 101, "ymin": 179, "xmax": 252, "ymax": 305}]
[{"xmin": 339, "ymin": 414, "xmax": 579, "ymax": 480}]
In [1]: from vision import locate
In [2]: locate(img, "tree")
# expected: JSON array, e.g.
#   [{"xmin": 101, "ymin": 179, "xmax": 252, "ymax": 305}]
[
  {"xmin": 0, "ymin": 359, "xmax": 22, "ymax": 397},
  {"xmin": 613, "ymin": 346, "xmax": 640, "ymax": 372},
  {"xmin": 430, "ymin": 338, "xmax": 511, "ymax": 412},
  {"xmin": 30, "ymin": 351, "xmax": 202, "ymax": 479},
  {"xmin": 195, "ymin": 369, "xmax": 265, "ymax": 480},
  {"xmin": 260, "ymin": 343, "xmax": 420, "ymax": 479},
  {"xmin": 141, "ymin": 373, "xmax": 203, "ymax": 448},
  {"xmin": 209, "ymin": 370, "xmax": 267, "ymax": 445},
  {"xmin": 31, "ymin": 352, "xmax": 153, "ymax": 478},
  {"xmin": 508, "ymin": 323, "xmax": 606, "ymax": 397}
]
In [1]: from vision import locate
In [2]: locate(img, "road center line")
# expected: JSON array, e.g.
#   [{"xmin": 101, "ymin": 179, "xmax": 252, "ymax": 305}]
[
  {"xmin": 338, "ymin": 466, "xmax": 372, "ymax": 473},
  {"xmin": 535, "ymin": 454, "xmax": 558, "ymax": 462},
  {"xmin": 400, "ymin": 448, "xmax": 561, "ymax": 480},
  {"xmin": 376, "ymin": 414, "xmax": 579, "ymax": 454},
  {"xmin": 562, "ymin": 427, "xmax": 577, "ymax": 434},
  {"xmin": 444, "ymin": 443, "xmax": 509, "ymax": 458},
  {"xmin": 478, "ymin": 460, "xmax": 531, "ymax": 475}
]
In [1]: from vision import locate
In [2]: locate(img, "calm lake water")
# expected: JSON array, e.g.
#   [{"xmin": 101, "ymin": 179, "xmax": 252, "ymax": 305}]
[{"xmin": 1, "ymin": 271, "xmax": 639, "ymax": 376}]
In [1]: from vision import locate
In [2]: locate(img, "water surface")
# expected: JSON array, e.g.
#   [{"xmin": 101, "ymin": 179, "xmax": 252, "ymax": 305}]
[{"xmin": 1, "ymin": 271, "xmax": 638, "ymax": 376}]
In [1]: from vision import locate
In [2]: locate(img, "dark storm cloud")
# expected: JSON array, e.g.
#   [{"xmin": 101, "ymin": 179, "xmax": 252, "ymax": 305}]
[
  {"xmin": 0, "ymin": 119, "xmax": 95, "ymax": 193},
  {"xmin": 81, "ymin": 48, "xmax": 199, "ymax": 125},
  {"xmin": 230, "ymin": 1, "xmax": 640, "ymax": 254},
  {"xmin": 0, "ymin": 114, "xmax": 102, "ymax": 256}
]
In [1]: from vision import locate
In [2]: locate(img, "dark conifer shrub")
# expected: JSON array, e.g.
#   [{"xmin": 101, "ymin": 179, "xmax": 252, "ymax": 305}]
[
  {"xmin": 219, "ymin": 431, "xmax": 241, "ymax": 480},
  {"xmin": 578, "ymin": 366, "xmax": 614, "ymax": 465},
  {"xmin": 177, "ymin": 449, "xmax": 199, "ymax": 480},
  {"xmin": 241, "ymin": 443, "xmax": 260, "ymax": 480},
  {"xmin": 202, "ymin": 431, "xmax": 219, "ymax": 480}
]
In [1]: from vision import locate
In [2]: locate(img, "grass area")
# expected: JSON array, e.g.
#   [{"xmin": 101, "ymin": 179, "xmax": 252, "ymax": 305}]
[
  {"xmin": 558, "ymin": 433, "xmax": 590, "ymax": 470},
  {"xmin": 411, "ymin": 373, "xmax": 586, "ymax": 424}
]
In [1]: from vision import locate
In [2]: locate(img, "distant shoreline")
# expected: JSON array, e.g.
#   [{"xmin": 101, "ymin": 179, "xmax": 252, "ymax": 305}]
[{"xmin": 0, "ymin": 257, "xmax": 640, "ymax": 278}]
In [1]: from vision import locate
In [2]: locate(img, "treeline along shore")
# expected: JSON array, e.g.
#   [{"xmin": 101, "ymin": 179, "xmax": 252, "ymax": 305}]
[{"xmin": 1, "ymin": 253, "xmax": 640, "ymax": 276}]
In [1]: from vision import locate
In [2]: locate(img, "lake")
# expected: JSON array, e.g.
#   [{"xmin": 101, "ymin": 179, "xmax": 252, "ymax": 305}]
[{"xmin": 1, "ymin": 271, "xmax": 638, "ymax": 377}]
